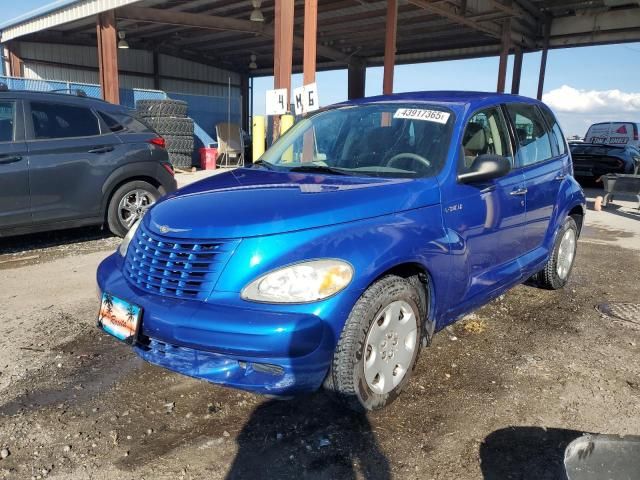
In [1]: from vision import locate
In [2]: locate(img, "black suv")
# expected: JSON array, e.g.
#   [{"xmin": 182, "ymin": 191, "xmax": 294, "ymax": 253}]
[{"xmin": 0, "ymin": 90, "xmax": 177, "ymax": 238}]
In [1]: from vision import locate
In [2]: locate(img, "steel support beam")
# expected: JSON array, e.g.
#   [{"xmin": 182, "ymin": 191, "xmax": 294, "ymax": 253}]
[
  {"xmin": 496, "ymin": 18, "xmax": 510, "ymax": 93},
  {"xmin": 511, "ymin": 46, "xmax": 522, "ymax": 94},
  {"xmin": 96, "ymin": 10, "xmax": 119, "ymax": 104},
  {"xmin": 348, "ymin": 64, "xmax": 366, "ymax": 100},
  {"xmin": 383, "ymin": 0, "xmax": 398, "ymax": 95},
  {"xmin": 537, "ymin": 16, "xmax": 550, "ymax": 100},
  {"xmin": 241, "ymin": 75, "xmax": 249, "ymax": 132},
  {"xmin": 303, "ymin": 0, "xmax": 318, "ymax": 85},
  {"xmin": 273, "ymin": 0, "xmax": 294, "ymax": 140},
  {"xmin": 7, "ymin": 43, "xmax": 22, "ymax": 77},
  {"xmin": 408, "ymin": 0, "xmax": 502, "ymax": 39}
]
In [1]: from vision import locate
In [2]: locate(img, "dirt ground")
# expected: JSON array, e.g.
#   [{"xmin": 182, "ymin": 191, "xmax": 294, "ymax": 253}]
[{"xmin": 0, "ymin": 186, "xmax": 638, "ymax": 480}]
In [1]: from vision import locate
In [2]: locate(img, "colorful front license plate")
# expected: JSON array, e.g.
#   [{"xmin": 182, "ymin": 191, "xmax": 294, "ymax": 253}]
[{"xmin": 98, "ymin": 293, "xmax": 142, "ymax": 344}]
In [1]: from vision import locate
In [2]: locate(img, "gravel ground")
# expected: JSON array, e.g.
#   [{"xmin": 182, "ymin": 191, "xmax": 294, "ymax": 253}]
[{"xmin": 0, "ymin": 184, "xmax": 638, "ymax": 480}]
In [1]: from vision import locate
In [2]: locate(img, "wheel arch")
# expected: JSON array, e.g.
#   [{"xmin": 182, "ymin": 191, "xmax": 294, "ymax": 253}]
[{"xmin": 100, "ymin": 163, "xmax": 165, "ymax": 220}]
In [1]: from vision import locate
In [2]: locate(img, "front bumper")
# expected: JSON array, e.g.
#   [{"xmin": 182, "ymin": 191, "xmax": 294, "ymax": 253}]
[{"xmin": 97, "ymin": 253, "xmax": 342, "ymax": 395}]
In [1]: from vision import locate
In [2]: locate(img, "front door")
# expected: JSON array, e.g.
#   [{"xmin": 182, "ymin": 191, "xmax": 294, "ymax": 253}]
[
  {"xmin": 442, "ymin": 106, "xmax": 527, "ymax": 316},
  {"xmin": 0, "ymin": 99, "xmax": 31, "ymax": 230}
]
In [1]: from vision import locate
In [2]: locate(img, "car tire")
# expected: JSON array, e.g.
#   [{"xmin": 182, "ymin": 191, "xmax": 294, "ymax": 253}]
[
  {"xmin": 324, "ymin": 275, "xmax": 425, "ymax": 412},
  {"xmin": 107, "ymin": 180, "xmax": 160, "ymax": 237},
  {"xmin": 145, "ymin": 117, "xmax": 194, "ymax": 136},
  {"xmin": 136, "ymin": 99, "xmax": 188, "ymax": 118},
  {"xmin": 169, "ymin": 152, "xmax": 193, "ymax": 169},
  {"xmin": 535, "ymin": 217, "xmax": 578, "ymax": 290},
  {"xmin": 165, "ymin": 135, "xmax": 195, "ymax": 154}
]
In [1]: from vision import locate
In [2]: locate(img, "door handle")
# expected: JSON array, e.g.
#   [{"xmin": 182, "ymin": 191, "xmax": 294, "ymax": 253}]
[
  {"xmin": 510, "ymin": 187, "xmax": 528, "ymax": 196},
  {"xmin": 555, "ymin": 173, "xmax": 566, "ymax": 181},
  {"xmin": 0, "ymin": 154, "xmax": 22, "ymax": 164},
  {"xmin": 88, "ymin": 146, "xmax": 114, "ymax": 154}
]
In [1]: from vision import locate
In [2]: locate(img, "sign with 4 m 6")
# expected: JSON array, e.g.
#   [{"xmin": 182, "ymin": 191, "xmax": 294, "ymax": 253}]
[
  {"xmin": 265, "ymin": 88, "xmax": 288, "ymax": 116},
  {"xmin": 293, "ymin": 83, "xmax": 320, "ymax": 116}
]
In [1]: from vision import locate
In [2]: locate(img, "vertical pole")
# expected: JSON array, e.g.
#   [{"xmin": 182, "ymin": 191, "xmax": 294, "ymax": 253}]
[
  {"xmin": 511, "ymin": 47, "xmax": 523, "ymax": 95},
  {"xmin": 96, "ymin": 10, "xmax": 120, "ymax": 104},
  {"xmin": 152, "ymin": 51, "xmax": 160, "ymax": 90},
  {"xmin": 273, "ymin": 0, "xmax": 294, "ymax": 142},
  {"xmin": 303, "ymin": 0, "xmax": 318, "ymax": 86},
  {"xmin": 240, "ymin": 75, "xmax": 249, "ymax": 132},
  {"xmin": 537, "ymin": 16, "xmax": 551, "ymax": 100},
  {"xmin": 496, "ymin": 18, "xmax": 511, "ymax": 93},
  {"xmin": 7, "ymin": 42, "xmax": 22, "ymax": 77},
  {"xmin": 348, "ymin": 64, "xmax": 366, "ymax": 100},
  {"xmin": 383, "ymin": 0, "xmax": 398, "ymax": 95}
]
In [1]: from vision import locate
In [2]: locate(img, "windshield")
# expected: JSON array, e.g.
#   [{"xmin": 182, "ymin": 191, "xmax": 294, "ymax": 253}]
[{"xmin": 258, "ymin": 103, "xmax": 454, "ymax": 178}]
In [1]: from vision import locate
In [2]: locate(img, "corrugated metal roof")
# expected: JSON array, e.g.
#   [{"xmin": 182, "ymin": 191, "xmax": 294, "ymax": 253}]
[{"xmin": 0, "ymin": 0, "xmax": 143, "ymax": 42}]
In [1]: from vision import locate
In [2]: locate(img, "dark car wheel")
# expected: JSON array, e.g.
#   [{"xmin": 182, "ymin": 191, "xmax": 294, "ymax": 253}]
[
  {"xmin": 107, "ymin": 180, "xmax": 160, "ymax": 237},
  {"xmin": 535, "ymin": 217, "xmax": 578, "ymax": 290},
  {"xmin": 145, "ymin": 117, "xmax": 194, "ymax": 136},
  {"xmin": 324, "ymin": 275, "xmax": 425, "ymax": 412},
  {"xmin": 136, "ymin": 99, "xmax": 188, "ymax": 118}
]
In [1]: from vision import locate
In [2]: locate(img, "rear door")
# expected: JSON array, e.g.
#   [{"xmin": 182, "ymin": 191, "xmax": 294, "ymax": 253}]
[
  {"xmin": 505, "ymin": 103, "xmax": 565, "ymax": 254},
  {"xmin": 25, "ymin": 100, "xmax": 121, "ymax": 224},
  {"xmin": 0, "ymin": 99, "xmax": 31, "ymax": 229}
]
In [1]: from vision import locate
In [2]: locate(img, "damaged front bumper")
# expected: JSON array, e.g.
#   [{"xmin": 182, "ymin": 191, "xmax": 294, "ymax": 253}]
[{"xmin": 96, "ymin": 253, "xmax": 338, "ymax": 395}]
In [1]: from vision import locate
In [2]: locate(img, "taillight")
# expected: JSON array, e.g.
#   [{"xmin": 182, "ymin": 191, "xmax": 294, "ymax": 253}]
[
  {"xmin": 161, "ymin": 162, "xmax": 175, "ymax": 176},
  {"xmin": 149, "ymin": 137, "xmax": 166, "ymax": 148}
]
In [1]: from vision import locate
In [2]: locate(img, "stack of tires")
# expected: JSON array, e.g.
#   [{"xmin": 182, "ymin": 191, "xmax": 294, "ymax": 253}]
[{"xmin": 136, "ymin": 99, "xmax": 195, "ymax": 169}]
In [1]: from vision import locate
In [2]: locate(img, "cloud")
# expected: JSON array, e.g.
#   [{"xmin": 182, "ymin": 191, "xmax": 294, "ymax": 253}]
[{"xmin": 542, "ymin": 85, "xmax": 640, "ymax": 137}]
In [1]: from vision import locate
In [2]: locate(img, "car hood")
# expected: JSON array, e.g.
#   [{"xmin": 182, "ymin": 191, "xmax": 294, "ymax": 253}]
[{"xmin": 144, "ymin": 167, "xmax": 441, "ymax": 239}]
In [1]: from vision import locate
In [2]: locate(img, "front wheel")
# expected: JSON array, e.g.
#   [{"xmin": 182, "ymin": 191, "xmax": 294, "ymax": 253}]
[
  {"xmin": 107, "ymin": 181, "xmax": 160, "ymax": 237},
  {"xmin": 535, "ymin": 217, "xmax": 578, "ymax": 290},
  {"xmin": 324, "ymin": 275, "xmax": 425, "ymax": 412}
]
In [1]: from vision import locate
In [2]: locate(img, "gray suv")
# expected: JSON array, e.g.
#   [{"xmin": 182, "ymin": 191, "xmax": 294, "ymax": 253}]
[{"xmin": 0, "ymin": 89, "xmax": 177, "ymax": 238}]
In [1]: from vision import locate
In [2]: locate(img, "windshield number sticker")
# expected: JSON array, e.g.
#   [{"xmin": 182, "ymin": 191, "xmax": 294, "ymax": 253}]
[{"xmin": 394, "ymin": 108, "xmax": 450, "ymax": 124}]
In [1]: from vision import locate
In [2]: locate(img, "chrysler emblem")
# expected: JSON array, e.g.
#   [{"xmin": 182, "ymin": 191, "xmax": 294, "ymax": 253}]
[
  {"xmin": 152, "ymin": 221, "xmax": 190, "ymax": 234},
  {"xmin": 159, "ymin": 225, "xmax": 170, "ymax": 234}
]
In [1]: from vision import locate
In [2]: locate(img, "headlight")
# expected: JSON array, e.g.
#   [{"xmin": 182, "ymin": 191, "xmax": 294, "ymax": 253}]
[
  {"xmin": 241, "ymin": 259, "xmax": 354, "ymax": 303},
  {"xmin": 118, "ymin": 219, "xmax": 142, "ymax": 257}
]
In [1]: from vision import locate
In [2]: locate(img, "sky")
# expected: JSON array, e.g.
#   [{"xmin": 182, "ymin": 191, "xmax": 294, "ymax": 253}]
[{"xmin": 5, "ymin": 1, "xmax": 640, "ymax": 137}]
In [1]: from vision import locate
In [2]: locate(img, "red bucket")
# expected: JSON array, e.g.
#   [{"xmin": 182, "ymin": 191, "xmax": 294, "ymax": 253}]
[{"xmin": 199, "ymin": 147, "xmax": 218, "ymax": 170}]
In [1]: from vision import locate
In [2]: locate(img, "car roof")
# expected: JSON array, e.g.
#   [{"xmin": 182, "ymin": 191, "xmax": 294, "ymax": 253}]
[
  {"xmin": 339, "ymin": 91, "xmax": 543, "ymax": 109},
  {"xmin": 0, "ymin": 89, "xmax": 129, "ymax": 112}
]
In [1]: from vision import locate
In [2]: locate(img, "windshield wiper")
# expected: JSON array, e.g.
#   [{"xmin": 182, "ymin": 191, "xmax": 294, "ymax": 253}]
[{"xmin": 288, "ymin": 165, "xmax": 352, "ymax": 175}]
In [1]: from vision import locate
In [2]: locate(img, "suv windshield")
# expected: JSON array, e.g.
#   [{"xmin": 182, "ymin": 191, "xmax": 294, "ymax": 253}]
[{"xmin": 259, "ymin": 103, "xmax": 454, "ymax": 178}]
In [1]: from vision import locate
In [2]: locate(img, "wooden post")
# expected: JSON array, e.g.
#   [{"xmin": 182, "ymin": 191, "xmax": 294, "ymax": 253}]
[
  {"xmin": 96, "ymin": 10, "xmax": 120, "ymax": 104},
  {"xmin": 7, "ymin": 43, "xmax": 22, "ymax": 77},
  {"xmin": 511, "ymin": 47, "xmax": 523, "ymax": 95},
  {"xmin": 537, "ymin": 16, "xmax": 551, "ymax": 100},
  {"xmin": 496, "ymin": 18, "xmax": 510, "ymax": 93},
  {"xmin": 383, "ymin": 0, "xmax": 398, "ymax": 95},
  {"xmin": 348, "ymin": 64, "xmax": 366, "ymax": 100},
  {"xmin": 303, "ymin": 0, "xmax": 317, "ymax": 85},
  {"xmin": 273, "ymin": 0, "xmax": 294, "ymax": 141}
]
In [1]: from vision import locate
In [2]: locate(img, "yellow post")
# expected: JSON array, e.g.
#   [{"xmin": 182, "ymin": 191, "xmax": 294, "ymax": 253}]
[
  {"xmin": 251, "ymin": 115, "xmax": 265, "ymax": 161},
  {"xmin": 280, "ymin": 114, "xmax": 295, "ymax": 163}
]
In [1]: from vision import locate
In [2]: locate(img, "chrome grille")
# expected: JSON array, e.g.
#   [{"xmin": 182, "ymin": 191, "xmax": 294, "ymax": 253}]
[{"xmin": 124, "ymin": 223, "xmax": 239, "ymax": 300}]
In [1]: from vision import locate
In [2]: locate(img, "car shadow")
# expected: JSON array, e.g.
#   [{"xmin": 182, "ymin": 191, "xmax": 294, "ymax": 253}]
[
  {"xmin": 225, "ymin": 393, "xmax": 390, "ymax": 480},
  {"xmin": 0, "ymin": 226, "xmax": 112, "ymax": 255},
  {"xmin": 479, "ymin": 426, "xmax": 585, "ymax": 480}
]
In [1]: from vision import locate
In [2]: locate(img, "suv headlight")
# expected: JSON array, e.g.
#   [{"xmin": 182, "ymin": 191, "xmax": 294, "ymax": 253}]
[
  {"xmin": 241, "ymin": 259, "xmax": 354, "ymax": 303},
  {"xmin": 118, "ymin": 219, "xmax": 142, "ymax": 257}
]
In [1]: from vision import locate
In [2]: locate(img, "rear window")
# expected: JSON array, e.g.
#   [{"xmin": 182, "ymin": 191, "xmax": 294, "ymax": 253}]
[
  {"xmin": 30, "ymin": 102, "xmax": 100, "ymax": 139},
  {"xmin": 585, "ymin": 122, "xmax": 636, "ymax": 146}
]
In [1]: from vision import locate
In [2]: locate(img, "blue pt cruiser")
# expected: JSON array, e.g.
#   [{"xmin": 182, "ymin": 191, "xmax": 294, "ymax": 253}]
[{"xmin": 97, "ymin": 92, "xmax": 586, "ymax": 411}]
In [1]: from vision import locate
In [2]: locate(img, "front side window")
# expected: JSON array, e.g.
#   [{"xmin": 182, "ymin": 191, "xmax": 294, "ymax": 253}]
[
  {"xmin": 506, "ymin": 103, "xmax": 553, "ymax": 167},
  {"xmin": 259, "ymin": 103, "xmax": 454, "ymax": 178},
  {"xmin": 0, "ymin": 101, "xmax": 16, "ymax": 142},
  {"xmin": 461, "ymin": 107, "xmax": 513, "ymax": 172},
  {"xmin": 30, "ymin": 102, "xmax": 101, "ymax": 140}
]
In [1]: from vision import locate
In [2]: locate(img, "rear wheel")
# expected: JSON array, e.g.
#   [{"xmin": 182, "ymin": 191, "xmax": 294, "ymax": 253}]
[
  {"xmin": 107, "ymin": 181, "xmax": 160, "ymax": 237},
  {"xmin": 324, "ymin": 275, "xmax": 425, "ymax": 412},
  {"xmin": 535, "ymin": 217, "xmax": 578, "ymax": 289}
]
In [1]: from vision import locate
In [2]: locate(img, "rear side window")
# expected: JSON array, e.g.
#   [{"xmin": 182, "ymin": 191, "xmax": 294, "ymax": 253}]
[
  {"xmin": 0, "ymin": 101, "xmax": 16, "ymax": 142},
  {"xmin": 97, "ymin": 111, "xmax": 124, "ymax": 132},
  {"xmin": 30, "ymin": 102, "xmax": 100, "ymax": 139},
  {"xmin": 99, "ymin": 110, "xmax": 151, "ymax": 133},
  {"xmin": 540, "ymin": 106, "xmax": 567, "ymax": 156},
  {"xmin": 506, "ymin": 103, "xmax": 553, "ymax": 167}
]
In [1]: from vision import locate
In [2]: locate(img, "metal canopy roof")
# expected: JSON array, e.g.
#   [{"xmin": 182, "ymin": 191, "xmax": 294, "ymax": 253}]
[{"xmin": 3, "ymin": 0, "xmax": 640, "ymax": 75}]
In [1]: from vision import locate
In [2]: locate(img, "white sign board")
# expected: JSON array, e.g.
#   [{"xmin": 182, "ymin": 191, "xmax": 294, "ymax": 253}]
[
  {"xmin": 293, "ymin": 83, "xmax": 320, "ymax": 116},
  {"xmin": 266, "ymin": 88, "xmax": 288, "ymax": 116}
]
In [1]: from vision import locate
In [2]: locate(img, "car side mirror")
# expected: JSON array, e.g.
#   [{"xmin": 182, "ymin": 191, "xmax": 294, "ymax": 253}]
[{"xmin": 457, "ymin": 154, "xmax": 512, "ymax": 184}]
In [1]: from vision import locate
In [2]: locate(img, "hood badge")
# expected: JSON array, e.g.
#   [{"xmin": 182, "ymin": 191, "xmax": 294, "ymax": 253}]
[{"xmin": 152, "ymin": 221, "xmax": 190, "ymax": 234}]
